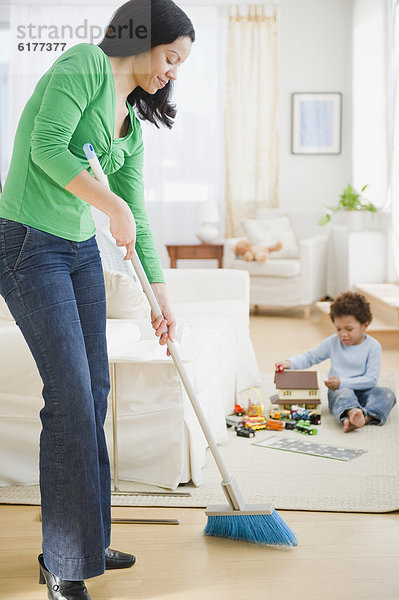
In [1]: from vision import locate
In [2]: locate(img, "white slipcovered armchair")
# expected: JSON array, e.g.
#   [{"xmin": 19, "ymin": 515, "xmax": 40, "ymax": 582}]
[{"xmin": 223, "ymin": 209, "xmax": 329, "ymax": 317}]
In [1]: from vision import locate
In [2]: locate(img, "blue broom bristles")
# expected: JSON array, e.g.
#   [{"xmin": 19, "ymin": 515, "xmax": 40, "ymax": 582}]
[{"xmin": 204, "ymin": 510, "xmax": 297, "ymax": 546}]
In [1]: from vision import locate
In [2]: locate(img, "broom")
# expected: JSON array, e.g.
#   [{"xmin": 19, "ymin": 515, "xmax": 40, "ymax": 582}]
[{"xmin": 83, "ymin": 143, "xmax": 298, "ymax": 547}]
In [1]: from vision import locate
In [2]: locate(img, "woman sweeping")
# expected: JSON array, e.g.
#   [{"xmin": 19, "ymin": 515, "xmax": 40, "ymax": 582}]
[{"xmin": 0, "ymin": 1, "xmax": 194, "ymax": 598}]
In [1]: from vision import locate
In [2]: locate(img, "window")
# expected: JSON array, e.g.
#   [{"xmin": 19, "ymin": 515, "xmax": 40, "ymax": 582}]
[
  {"xmin": 352, "ymin": 0, "xmax": 387, "ymax": 207},
  {"xmin": 142, "ymin": 7, "xmax": 226, "ymax": 206}
]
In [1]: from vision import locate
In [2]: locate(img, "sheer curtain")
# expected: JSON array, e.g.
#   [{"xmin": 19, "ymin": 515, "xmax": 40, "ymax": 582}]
[
  {"xmin": 387, "ymin": 0, "xmax": 399, "ymax": 279},
  {"xmin": 224, "ymin": 4, "xmax": 278, "ymax": 238},
  {"xmin": 352, "ymin": 0, "xmax": 387, "ymax": 208},
  {"xmin": 353, "ymin": 0, "xmax": 399, "ymax": 280}
]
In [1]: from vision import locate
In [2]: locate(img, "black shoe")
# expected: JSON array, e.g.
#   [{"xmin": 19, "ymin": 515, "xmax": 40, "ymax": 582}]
[
  {"xmin": 38, "ymin": 554, "xmax": 91, "ymax": 600},
  {"xmin": 105, "ymin": 547, "xmax": 136, "ymax": 570}
]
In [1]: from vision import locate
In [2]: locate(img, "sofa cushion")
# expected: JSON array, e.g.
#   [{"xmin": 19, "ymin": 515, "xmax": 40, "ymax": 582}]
[
  {"xmin": 106, "ymin": 319, "xmax": 141, "ymax": 354},
  {"xmin": 225, "ymin": 257, "xmax": 301, "ymax": 278},
  {"xmin": 103, "ymin": 269, "xmax": 149, "ymax": 319},
  {"xmin": 242, "ymin": 215, "xmax": 300, "ymax": 259}
]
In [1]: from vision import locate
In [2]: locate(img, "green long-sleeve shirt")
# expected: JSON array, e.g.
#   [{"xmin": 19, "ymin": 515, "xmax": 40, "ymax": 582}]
[{"xmin": 0, "ymin": 42, "xmax": 164, "ymax": 283}]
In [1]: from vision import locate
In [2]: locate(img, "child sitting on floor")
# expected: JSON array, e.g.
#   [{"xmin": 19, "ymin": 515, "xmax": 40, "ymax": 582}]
[{"xmin": 275, "ymin": 291, "xmax": 396, "ymax": 433}]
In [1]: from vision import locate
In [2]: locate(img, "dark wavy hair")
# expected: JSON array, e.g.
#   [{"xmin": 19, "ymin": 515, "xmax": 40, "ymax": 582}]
[
  {"xmin": 98, "ymin": 0, "xmax": 195, "ymax": 128},
  {"xmin": 329, "ymin": 291, "xmax": 373, "ymax": 325}
]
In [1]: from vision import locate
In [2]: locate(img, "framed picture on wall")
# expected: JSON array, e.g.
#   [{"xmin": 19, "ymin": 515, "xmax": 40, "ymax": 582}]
[{"xmin": 291, "ymin": 92, "xmax": 342, "ymax": 154}]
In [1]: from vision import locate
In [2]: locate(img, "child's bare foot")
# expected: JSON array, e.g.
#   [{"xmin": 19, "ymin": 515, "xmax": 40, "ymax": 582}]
[
  {"xmin": 343, "ymin": 409, "xmax": 366, "ymax": 432},
  {"xmin": 348, "ymin": 408, "xmax": 365, "ymax": 428},
  {"xmin": 343, "ymin": 417, "xmax": 356, "ymax": 433}
]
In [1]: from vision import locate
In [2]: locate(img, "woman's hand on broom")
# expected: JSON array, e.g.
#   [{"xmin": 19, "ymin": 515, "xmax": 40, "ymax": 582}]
[
  {"xmin": 150, "ymin": 283, "xmax": 177, "ymax": 357},
  {"xmin": 110, "ymin": 203, "xmax": 137, "ymax": 261}
]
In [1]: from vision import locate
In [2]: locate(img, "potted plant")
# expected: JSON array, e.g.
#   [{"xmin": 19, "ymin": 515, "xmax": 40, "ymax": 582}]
[{"xmin": 318, "ymin": 184, "xmax": 377, "ymax": 229}]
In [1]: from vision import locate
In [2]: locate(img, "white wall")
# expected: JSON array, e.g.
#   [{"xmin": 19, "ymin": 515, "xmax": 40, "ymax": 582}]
[{"xmin": 278, "ymin": 0, "xmax": 353, "ymax": 216}]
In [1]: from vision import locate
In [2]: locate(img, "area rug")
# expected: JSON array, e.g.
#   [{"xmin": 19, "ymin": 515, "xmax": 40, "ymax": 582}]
[{"xmin": 1, "ymin": 374, "xmax": 398, "ymax": 513}]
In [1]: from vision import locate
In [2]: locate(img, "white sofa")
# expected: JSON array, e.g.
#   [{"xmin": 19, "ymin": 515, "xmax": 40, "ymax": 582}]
[
  {"xmin": 223, "ymin": 209, "xmax": 329, "ymax": 316},
  {"xmin": 0, "ymin": 257, "xmax": 260, "ymax": 489}
]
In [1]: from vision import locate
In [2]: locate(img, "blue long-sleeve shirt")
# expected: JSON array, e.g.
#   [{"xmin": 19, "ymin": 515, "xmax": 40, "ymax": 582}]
[{"xmin": 288, "ymin": 334, "xmax": 381, "ymax": 390}]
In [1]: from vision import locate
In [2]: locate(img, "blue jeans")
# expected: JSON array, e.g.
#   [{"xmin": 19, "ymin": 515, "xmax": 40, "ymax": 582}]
[
  {"xmin": 0, "ymin": 218, "xmax": 110, "ymax": 580},
  {"xmin": 328, "ymin": 386, "xmax": 396, "ymax": 425}
]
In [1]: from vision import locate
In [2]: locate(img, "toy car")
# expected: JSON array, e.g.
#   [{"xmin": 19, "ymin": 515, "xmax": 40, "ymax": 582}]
[
  {"xmin": 291, "ymin": 408, "xmax": 310, "ymax": 421},
  {"xmin": 236, "ymin": 427, "xmax": 255, "ymax": 438},
  {"xmin": 245, "ymin": 423, "xmax": 267, "ymax": 431},
  {"xmin": 244, "ymin": 416, "xmax": 266, "ymax": 423},
  {"xmin": 279, "ymin": 410, "xmax": 292, "ymax": 420},
  {"xmin": 266, "ymin": 419, "xmax": 284, "ymax": 431},
  {"xmin": 244, "ymin": 417, "xmax": 267, "ymax": 431},
  {"xmin": 269, "ymin": 411, "xmax": 281, "ymax": 420},
  {"xmin": 234, "ymin": 422, "xmax": 245, "ymax": 431},
  {"xmin": 225, "ymin": 416, "xmax": 238, "ymax": 428},
  {"xmin": 234, "ymin": 403, "xmax": 245, "ymax": 417},
  {"xmin": 296, "ymin": 419, "xmax": 317, "ymax": 435},
  {"xmin": 310, "ymin": 413, "xmax": 321, "ymax": 425}
]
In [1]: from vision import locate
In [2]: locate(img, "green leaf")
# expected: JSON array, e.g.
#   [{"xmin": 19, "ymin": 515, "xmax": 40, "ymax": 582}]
[
  {"xmin": 362, "ymin": 202, "xmax": 377, "ymax": 213},
  {"xmin": 339, "ymin": 183, "xmax": 361, "ymax": 210},
  {"xmin": 318, "ymin": 214, "xmax": 331, "ymax": 226},
  {"xmin": 319, "ymin": 184, "xmax": 378, "ymax": 227}
]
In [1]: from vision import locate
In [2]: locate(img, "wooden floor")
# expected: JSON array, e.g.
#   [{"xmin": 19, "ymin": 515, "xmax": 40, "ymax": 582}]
[{"xmin": 1, "ymin": 309, "xmax": 398, "ymax": 600}]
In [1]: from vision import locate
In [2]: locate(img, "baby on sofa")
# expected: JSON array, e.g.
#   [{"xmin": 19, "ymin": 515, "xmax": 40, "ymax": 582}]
[{"xmin": 275, "ymin": 291, "xmax": 396, "ymax": 433}]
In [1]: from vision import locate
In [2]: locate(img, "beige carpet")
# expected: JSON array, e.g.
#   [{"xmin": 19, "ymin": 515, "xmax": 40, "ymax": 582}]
[{"xmin": 0, "ymin": 374, "xmax": 397, "ymax": 513}]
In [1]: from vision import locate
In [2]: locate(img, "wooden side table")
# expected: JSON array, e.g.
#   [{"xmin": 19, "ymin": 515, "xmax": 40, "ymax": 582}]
[{"xmin": 166, "ymin": 244, "xmax": 224, "ymax": 268}]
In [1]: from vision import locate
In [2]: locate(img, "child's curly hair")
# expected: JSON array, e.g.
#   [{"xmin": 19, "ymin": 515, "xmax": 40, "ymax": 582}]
[{"xmin": 329, "ymin": 291, "xmax": 372, "ymax": 325}]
